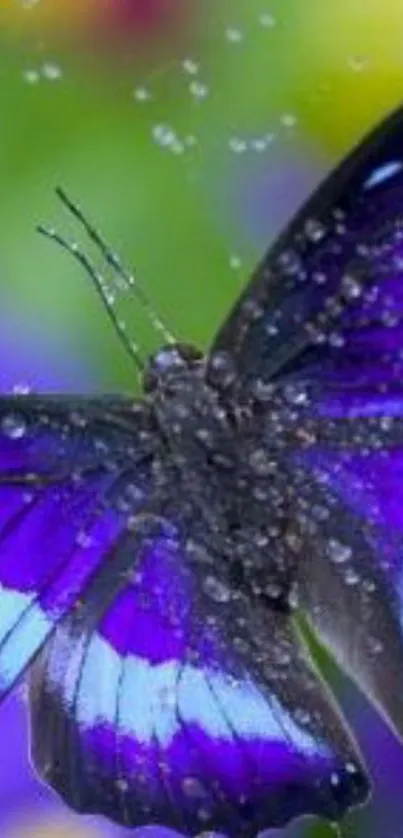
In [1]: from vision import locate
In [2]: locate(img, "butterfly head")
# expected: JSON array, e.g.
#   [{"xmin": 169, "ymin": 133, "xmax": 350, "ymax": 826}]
[{"xmin": 143, "ymin": 342, "xmax": 203, "ymax": 393}]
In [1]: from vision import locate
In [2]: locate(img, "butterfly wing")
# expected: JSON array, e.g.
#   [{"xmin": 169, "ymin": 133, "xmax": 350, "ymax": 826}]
[
  {"xmin": 29, "ymin": 519, "xmax": 369, "ymax": 836},
  {"xmin": 208, "ymin": 105, "xmax": 403, "ymax": 739},
  {"xmin": 207, "ymin": 105, "xmax": 403, "ymax": 394},
  {"xmin": 0, "ymin": 394, "xmax": 156, "ymax": 696}
]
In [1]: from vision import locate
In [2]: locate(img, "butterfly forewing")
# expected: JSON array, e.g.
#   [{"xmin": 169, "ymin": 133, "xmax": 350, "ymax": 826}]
[
  {"xmin": 0, "ymin": 394, "xmax": 157, "ymax": 696},
  {"xmin": 208, "ymin": 106, "xmax": 403, "ymax": 395}
]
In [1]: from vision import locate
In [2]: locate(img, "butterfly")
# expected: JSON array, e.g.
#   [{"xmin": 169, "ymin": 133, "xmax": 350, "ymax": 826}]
[{"xmin": 1, "ymin": 104, "xmax": 403, "ymax": 837}]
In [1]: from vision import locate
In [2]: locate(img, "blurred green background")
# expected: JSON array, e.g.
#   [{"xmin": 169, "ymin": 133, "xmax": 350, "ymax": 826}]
[{"xmin": 0, "ymin": 0, "xmax": 403, "ymax": 836}]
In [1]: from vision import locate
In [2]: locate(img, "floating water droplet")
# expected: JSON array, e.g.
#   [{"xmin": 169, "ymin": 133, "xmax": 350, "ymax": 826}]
[
  {"xmin": 189, "ymin": 80, "xmax": 209, "ymax": 100},
  {"xmin": 153, "ymin": 123, "xmax": 175, "ymax": 145},
  {"xmin": 229, "ymin": 254, "xmax": 242, "ymax": 269},
  {"xmin": 259, "ymin": 11, "xmax": 276, "ymax": 27},
  {"xmin": 228, "ymin": 136, "xmax": 247, "ymax": 154},
  {"xmin": 250, "ymin": 136, "xmax": 268, "ymax": 152},
  {"xmin": 182, "ymin": 57, "xmax": 199, "ymax": 75},
  {"xmin": 184, "ymin": 134, "xmax": 197, "ymax": 147},
  {"xmin": 23, "ymin": 69, "xmax": 40, "ymax": 85},
  {"xmin": 281, "ymin": 112, "xmax": 297, "ymax": 128},
  {"xmin": 42, "ymin": 61, "xmax": 62, "ymax": 81},
  {"xmin": 133, "ymin": 86, "xmax": 151, "ymax": 102},
  {"xmin": 349, "ymin": 55, "xmax": 368, "ymax": 72},
  {"xmin": 225, "ymin": 26, "xmax": 244, "ymax": 43}
]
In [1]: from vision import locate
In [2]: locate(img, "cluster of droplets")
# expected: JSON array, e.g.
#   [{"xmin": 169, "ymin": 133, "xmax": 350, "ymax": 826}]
[
  {"xmin": 223, "ymin": 9, "xmax": 277, "ymax": 42},
  {"xmin": 132, "ymin": 25, "xmax": 300, "ymax": 160},
  {"xmin": 23, "ymin": 62, "xmax": 63, "ymax": 85}
]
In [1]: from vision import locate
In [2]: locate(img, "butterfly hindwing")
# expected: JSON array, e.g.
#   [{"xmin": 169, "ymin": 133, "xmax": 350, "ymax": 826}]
[
  {"xmin": 291, "ymin": 439, "xmax": 403, "ymax": 741},
  {"xmin": 0, "ymin": 394, "xmax": 156, "ymax": 696},
  {"xmin": 29, "ymin": 518, "xmax": 369, "ymax": 836}
]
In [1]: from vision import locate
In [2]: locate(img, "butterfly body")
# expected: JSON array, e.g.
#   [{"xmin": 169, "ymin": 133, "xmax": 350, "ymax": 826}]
[{"xmin": 4, "ymin": 106, "xmax": 403, "ymax": 834}]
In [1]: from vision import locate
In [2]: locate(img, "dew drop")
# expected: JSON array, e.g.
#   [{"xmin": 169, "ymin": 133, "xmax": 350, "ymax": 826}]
[
  {"xmin": 344, "ymin": 567, "xmax": 360, "ymax": 586},
  {"xmin": 249, "ymin": 447, "xmax": 276, "ymax": 476},
  {"xmin": 283, "ymin": 382, "xmax": 308, "ymax": 406},
  {"xmin": 203, "ymin": 575, "xmax": 231, "ymax": 603},
  {"xmin": 12, "ymin": 383, "xmax": 31, "ymax": 395},
  {"xmin": 182, "ymin": 776, "xmax": 206, "ymax": 798},
  {"xmin": 294, "ymin": 707, "xmax": 311, "ymax": 726},
  {"xmin": 1, "ymin": 413, "xmax": 27, "ymax": 440},
  {"xmin": 341, "ymin": 273, "xmax": 362, "ymax": 300},
  {"xmin": 264, "ymin": 581, "xmax": 283, "ymax": 599},
  {"xmin": 305, "ymin": 218, "xmax": 326, "ymax": 243},
  {"xmin": 381, "ymin": 308, "xmax": 400, "ymax": 327},
  {"xmin": 278, "ymin": 248, "xmax": 302, "ymax": 276},
  {"xmin": 327, "ymin": 539, "xmax": 352, "ymax": 564},
  {"xmin": 75, "ymin": 530, "xmax": 94, "ymax": 549},
  {"xmin": 369, "ymin": 637, "xmax": 384, "ymax": 655}
]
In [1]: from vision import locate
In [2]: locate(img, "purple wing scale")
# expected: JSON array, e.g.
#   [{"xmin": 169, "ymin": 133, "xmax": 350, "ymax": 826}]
[
  {"xmin": 29, "ymin": 525, "xmax": 368, "ymax": 836},
  {"xmin": 0, "ymin": 395, "xmax": 154, "ymax": 696}
]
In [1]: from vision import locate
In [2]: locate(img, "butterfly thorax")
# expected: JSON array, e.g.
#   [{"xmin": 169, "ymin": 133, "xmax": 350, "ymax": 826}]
[{"xmin": 145, "ymin": 346, "xmax": 296, "ymax": 611}]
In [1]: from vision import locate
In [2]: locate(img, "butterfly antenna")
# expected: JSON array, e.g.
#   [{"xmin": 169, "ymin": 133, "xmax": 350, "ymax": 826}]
[
  {"xmin": 36, "ymin": 224, "xmax": 145, "ymax": 375},
  {"xmin": 55, "ymin": 186, "xmax": 175, "ymax": 346}
]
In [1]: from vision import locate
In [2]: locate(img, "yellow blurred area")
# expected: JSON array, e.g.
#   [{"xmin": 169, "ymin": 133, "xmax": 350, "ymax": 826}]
[
  {"xmin": 0, "ymin": 0, "xmax": 92, "ymax": 27},
  {"xmin": 8, "ymin": 815, "xmax": 99, "ymax": 838},
  {"xmin": 291, "ymin": 0, "xmax": 403, "ymax": 153}
]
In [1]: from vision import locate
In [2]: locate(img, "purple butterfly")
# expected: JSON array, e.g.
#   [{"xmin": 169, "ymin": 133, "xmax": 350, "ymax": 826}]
[{"xmin": 1, "ymin": 105, "xmax": 403, "ymax": 837}]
